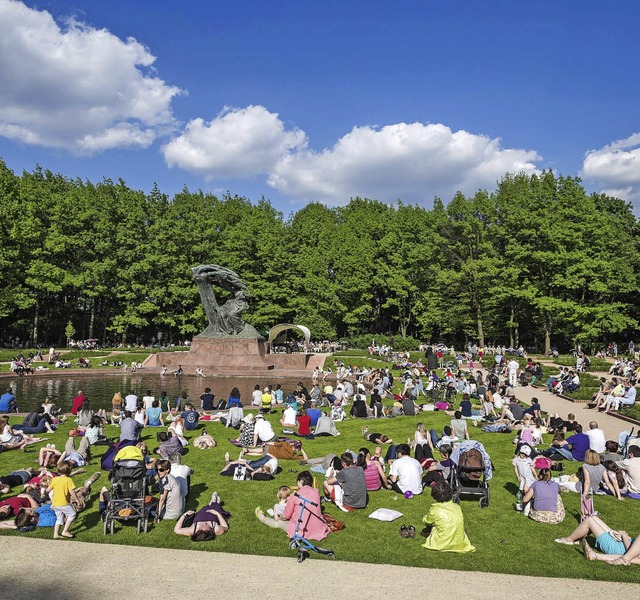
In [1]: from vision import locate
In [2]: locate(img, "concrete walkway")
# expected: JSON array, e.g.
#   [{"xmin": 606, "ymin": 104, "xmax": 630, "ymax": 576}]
[
  {"xmin": 2, "ymin": 537, "xmax": 638, "ymax": 600},
  {"xmin": 508, "ymin": 375, "xmax": 631, "ymax": 441}
]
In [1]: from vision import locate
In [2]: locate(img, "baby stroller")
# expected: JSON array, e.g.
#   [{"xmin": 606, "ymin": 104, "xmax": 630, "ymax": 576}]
[
  {"xmin": 103, "ymin": 459, "xmax": 149, "ymax": 535},
  {"xmin": 288, "ymin": 493, "xmax": 335, "ymax": 563},
  {"xmin": 450, "ymin": 441, "xmax": 492, "ymax": 508}
]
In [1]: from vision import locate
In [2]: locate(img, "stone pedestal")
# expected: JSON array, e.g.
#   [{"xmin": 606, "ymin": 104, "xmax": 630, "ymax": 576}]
[{"xmin": 145, "ymin": 338, "xmax": 326, "ymax": 376}]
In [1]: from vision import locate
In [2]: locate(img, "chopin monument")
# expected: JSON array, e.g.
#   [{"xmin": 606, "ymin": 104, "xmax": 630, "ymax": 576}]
[{"xmin": 147, "ymin": 264, "xmax": 322, "ymax": 374}]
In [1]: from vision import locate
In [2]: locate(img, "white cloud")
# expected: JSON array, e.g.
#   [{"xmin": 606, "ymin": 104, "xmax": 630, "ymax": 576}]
[
  {"xmin": 0, "ymin": 0, "xmax": 182, "ymax": 153},
  {"xmin": 267, "ymin": 122, "xmax": 541, "ymax": 205},
  {"xmin": 162, "ymin": 105, "xmax": 307, "ymax": 177},
  {"xmin": 581, "ymin": 133, "xmax": 640, "ymax": 202}
]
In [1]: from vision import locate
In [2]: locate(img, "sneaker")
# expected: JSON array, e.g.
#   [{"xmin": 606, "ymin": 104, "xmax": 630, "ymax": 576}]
[{"xmin": 84, "ymin": 472, "xmax": 101, "ymax": 488}]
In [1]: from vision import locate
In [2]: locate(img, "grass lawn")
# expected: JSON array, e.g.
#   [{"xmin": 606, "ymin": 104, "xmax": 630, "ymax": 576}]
[{"xmin": 1, "ymin": 396, "xmax": 638, "ymax": 582}]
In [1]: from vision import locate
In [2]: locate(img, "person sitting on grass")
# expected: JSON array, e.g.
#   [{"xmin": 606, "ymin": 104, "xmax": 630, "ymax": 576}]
[
  {"xmin": 323, "ymin": 452, "xmax": 367, "ymax": 511},
  {"xmin": 174, "ymin": 491, "xmax": 230, "ymax": 541},
  {"xmin": 385, "ymin": 444, "xmax": 423, "ymax": 496},
  {"xmin": 268, "ymin": 471, "xmax": 329, "ymax": 541},
  {"xmin": 255, "ymin": 485, "xmax": 292, "ymax": 531},
  {"xmin": 421, "ymin": 481, "xmax": 475, "ymax": 553},
  {"xmin": 522, "ymin": 468, "xmax": 564, "ymax": 524}
]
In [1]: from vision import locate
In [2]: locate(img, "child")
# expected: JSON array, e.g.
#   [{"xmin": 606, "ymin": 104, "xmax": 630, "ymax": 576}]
[
  {"xmin": 255, "ymin": 486, "xmax": 292, "ymax": 531},
  {"xmin": 513, "ymin": 445, "xmax": 536, "ymax": 513},
  {"xmin": 48, "ymin": 461, "xmax": 80, "ymax": 539},
  {"xmin": 372, "ymin": 446, "xmax": 385, "ymax": 468},
  {"xmin": 268, "ymin": 486, "xmax": 292, "ymax": 520}
]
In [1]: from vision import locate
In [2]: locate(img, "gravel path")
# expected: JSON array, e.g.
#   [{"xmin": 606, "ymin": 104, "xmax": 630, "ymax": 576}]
[{"xmin": 2, "ymin": 537, "xmax": 638, "ymax": 599}]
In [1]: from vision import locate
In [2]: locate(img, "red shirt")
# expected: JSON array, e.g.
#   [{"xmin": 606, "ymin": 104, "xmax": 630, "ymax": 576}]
[
  {"xmin": 0, "ymin": 496, "xmax": 31, "ymax": 516},
  {"xmin": 71, "ymin": 394, "xmax": 87, "ymax": 415},
  {"xmin": 297, "ymin": 415, "xmax": 311, "ymax": 436}
]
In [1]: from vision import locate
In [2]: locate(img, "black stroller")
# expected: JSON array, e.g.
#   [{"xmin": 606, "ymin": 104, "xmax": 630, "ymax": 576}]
[
  {"xmin": 103, "ymin": 459, "xmax": 149, "ymax": 535},
  {"xmin": 449, "ymin": 441, "xmax": 491, "ymax": 508}
]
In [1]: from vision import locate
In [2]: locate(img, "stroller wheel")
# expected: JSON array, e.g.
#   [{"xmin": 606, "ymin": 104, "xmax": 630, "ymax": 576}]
[
  {"xmin": 103, "ymin": 519, "xmax": 109, "ymax": 536},
  {"xmin": 110, "ymin": 520, "xmax": 115, "ymax": 535},
  {"xmin": 143, "ymin": 518, "xmax": 148, "ymax": 533},
  {"xmin": 297, "ymin": 551, "xmax": 308, "ymax": 563},
  {"xmin": 137, "ymin": 519, "xmax": 142, "ymax": 534},
  {"xmin": 479, "ymin": 496, "xmax": 489, "ymax": 508}
]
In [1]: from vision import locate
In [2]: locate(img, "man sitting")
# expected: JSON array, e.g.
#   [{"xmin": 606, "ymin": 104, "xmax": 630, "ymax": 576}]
[{"xmin": 323, "ymin": 452, "xmax": 367, "ymax": 511}]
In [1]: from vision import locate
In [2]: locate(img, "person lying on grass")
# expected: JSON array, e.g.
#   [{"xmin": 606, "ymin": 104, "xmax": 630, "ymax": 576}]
[
  {"xmin": 174, "ymin": 491, "xmax": 230, "ymax": 542},
  {"xmin": 220, "ymin": 449, "xmax": 279, "ymax": 479},
  {"xmin": 555, "ymin": 513, "xmax": 636, "ymax": 563}
]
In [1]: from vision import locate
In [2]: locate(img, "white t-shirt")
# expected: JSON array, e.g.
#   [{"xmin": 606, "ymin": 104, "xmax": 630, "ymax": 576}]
[
  {"xmin": 124, "ymin": 394, "xmax": 138, "ymax": 412},
  {"xmin": 142, "ymin": 395, "xmax": 155, "ymax": 409},
  {"xmin": 508, "ymin": 360, "xmax": 519, "ymax": 372},
  {"xmin": 493, "ymin": 393, "xmax": 504, "ymax": 410},
  {"xmin": 389, "ymin": 455, "xmax": 423, "ymax": 494},
  {"xmin": 170, "ymin": 463, "xmax": 192, "ymax": 498},
  {"xmin": 252, "ymin": 390, "xmax": 262, "ymax": 406},
  {"xmin": 282, "ymin": 407, "xmax": 297, "ymax": 426},
  {"xmin": 254, "ymin": 419, "xmax": 276, "ymax": 442},
  {"xmin": 585, "ymin": 428, "xmax": 606, "ymax": 454}
]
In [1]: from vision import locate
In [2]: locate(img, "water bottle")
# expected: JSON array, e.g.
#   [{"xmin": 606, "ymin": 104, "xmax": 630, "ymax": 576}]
[{"xmin": 515, "ymin": 490, "xmax": 523, "ymax": 511}]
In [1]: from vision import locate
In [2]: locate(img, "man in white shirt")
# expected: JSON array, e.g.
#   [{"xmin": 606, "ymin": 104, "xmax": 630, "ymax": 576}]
[
  {"xmin": 251, "ymin": 384, "xmax": 262, "ymax": 406},
  {"xmin": 507, "ymin": 359, "xmax": 520, "ymax": 387},
  {"xmin": 585, "ymin": 421, "xmax": 606, "ymax": 454},
  {"xmin": 142, "ymin": 389, "xmax": 155, "ymax": 410},
  {"xmin": 386, "ymin": 444, "xmax": 423, "ymax": 495},
  {"xmin": 253, "ymin": 413, "xmax": 276, "ymax": 443},
  {"xmin": 124, "ymin": 391, "xmax": 138, "ymax": 413},
  {"xmin": 280, "ymin": 405, "xmax": 297, "ymax": 427},
  {"xmin": 617, "ymin": 446, "xmax": 640, "ymax": 494}
]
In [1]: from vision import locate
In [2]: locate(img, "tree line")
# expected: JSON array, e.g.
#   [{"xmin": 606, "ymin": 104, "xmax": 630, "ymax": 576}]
[{"xmin": 0, "ymin": 160, "xmax": 638, "ymax": 353}]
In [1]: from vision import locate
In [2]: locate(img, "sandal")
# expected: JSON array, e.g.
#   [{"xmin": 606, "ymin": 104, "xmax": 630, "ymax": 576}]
[
  {"xmin": 407, "ymin": 525, "xmax": 416, "ymax": 538},
  {"xmin": 400, "ymin": 524, "xmax": 410, "ymax": 538},
  {"xmin": 554, "ymin": 538, "xmax": 578, "ymax": 545}
]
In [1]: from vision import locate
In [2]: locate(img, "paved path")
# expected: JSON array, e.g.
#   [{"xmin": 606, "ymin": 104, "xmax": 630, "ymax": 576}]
[
  {"xmin": 2, "ymin": 537, "xmax": 638, "ymax": 600},
  {"xmin": 509, "ymin": 376, "xmax": 630, "ymax": 440}
]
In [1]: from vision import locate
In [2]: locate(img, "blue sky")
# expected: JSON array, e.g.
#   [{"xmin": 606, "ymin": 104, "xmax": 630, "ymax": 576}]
[{"xmin": 1, "ymin": 0, "xmax": 639, "ymax": 213}]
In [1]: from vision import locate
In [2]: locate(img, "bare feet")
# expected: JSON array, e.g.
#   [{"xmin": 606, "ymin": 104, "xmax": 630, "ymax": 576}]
[
  {"xmin": 582, "ymin": 540, "xmax": 596, "ymax": 561},
  {"xmin": 224, "ymin": 452, "xmax": 230, "ymax": 465},
  {"xmin": 255, "ymin": 507, "xmax": 265, "ymax": 521}
]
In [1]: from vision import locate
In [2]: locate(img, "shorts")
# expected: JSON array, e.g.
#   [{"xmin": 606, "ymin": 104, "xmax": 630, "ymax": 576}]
[
  {"xmin": 53, "ymin": 504, "xmax": 77, "ymax": 525},
  {"xmin": 1, "ymin": 470, "xmax": 30, "ymax": 487},
  {"xmin": 596, "ymin": 532, "xmax": 632, "ymax": 555}
]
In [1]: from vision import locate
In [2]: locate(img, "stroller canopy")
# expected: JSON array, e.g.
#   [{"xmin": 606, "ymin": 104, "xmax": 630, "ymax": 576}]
[{"xmin": 451, "ymin": 440, "xmax": 493, "ymax": 481}]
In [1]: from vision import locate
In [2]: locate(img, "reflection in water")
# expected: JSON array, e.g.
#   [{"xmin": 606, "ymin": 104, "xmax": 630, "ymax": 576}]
[{"xmin": 9, "ymin": 373, "xmax": 307, "ymax": 412}]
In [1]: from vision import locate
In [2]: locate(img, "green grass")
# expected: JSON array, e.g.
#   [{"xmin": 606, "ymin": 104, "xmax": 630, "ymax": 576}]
[{"xmin": 1, "ymin": 401, "xmax": 637, "ymax": 582}]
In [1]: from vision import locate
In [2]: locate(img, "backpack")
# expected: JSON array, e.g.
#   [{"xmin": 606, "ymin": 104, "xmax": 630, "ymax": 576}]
[{"xmin": 458, "ymin": 448, "xmax": 484, "ymax": 480}]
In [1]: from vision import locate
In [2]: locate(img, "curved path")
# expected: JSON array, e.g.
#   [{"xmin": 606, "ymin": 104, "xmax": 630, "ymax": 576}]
[{"xmin": 1, "ymin": 537, "xmax": 638, "ymax": 599}]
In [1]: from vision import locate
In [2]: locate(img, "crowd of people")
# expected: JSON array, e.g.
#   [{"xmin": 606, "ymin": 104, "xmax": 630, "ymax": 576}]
[{"xmin": 0, "ymin": 350, "xmax": 639, "ymax": 568}]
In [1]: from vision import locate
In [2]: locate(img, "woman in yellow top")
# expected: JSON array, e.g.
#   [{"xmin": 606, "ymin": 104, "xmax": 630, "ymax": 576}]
[
  {"xmin": 422, "ymin": 481, "xmax": 475, "ymax": 553},
  {"xmin": 47, "ymin": 461, "xmax": 80, "ymax": 539}
]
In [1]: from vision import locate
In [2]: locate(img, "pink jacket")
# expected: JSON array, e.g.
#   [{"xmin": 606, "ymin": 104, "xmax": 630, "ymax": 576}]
[{"xmin": 282, "ymin": 485, "xmax": 330, "ymax": 541}]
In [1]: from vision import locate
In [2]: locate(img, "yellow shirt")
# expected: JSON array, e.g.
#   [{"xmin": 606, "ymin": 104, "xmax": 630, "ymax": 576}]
[
  {"xmin": 422, "ymin": 500, "xmax": 475, "ymax": 553},
  {"xmin": 50, "ymin": 475, "xmax": 75, "ymax": 507}
]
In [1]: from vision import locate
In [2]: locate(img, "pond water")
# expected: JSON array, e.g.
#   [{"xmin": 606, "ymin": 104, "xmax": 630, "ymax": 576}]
[{"xmin": 7, "ymin": 373, "xmax": 308, "ymax": 413}]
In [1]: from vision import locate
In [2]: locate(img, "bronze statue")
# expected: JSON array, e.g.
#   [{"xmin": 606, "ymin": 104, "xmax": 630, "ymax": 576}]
[{"xmin": 191, "ymin": 265, "xmax": 262, "ymax": 339}]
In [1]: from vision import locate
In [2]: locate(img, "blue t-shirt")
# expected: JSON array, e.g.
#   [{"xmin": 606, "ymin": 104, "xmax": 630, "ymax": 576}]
[
  {"xmin": 307, "ymin": 408, "xmax": 322, "ymax": 427},
  {"xmin": 0, "ymin": 392, "xmax": 16, "ymax": 412},
  {"xmin": 200, "ymin": 393, "xmax": 215, "ymax": 411},
  {"xmin": 459, "ymin": 400, "xmax": 472, "ymax": 418},
  {"xmin": 566, "ymin": 433, "xmax": 590, "ymax": 461},
  {"xmin": 182, "ymin": 409, "xmax": 199, "ymax": 430},
  {"xmin": 147, "ymin": 406, "xmax": 162, "ymax": 427},
  {"xmin": 36, "ymin": 503, "xmax": 57, "ymax": 527}
]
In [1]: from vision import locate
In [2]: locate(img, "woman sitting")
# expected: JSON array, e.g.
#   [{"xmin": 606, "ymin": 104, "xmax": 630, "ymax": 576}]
[
  {"xmin": 602, "ymin": 460, "xmax": 627, "ymax": 500},
  {"xmin": 174, "ymin": 491, "xmax": 230, "ymax": 541},
  {"xmin": 421, "ymin": 481, "xmax": 475, "ymax": 553},
  {"xmin": 523, "ymin": 468, "xmax": 564, "ymax": 524},
  {"xmin": 276, "ymin": 471, "xmax": 329, "ymax": 540},
  {"xmin": 357, "ymin": 447, "xmax": 387, "ymax": 491},
  {"xmin": 145, "ymin": 399, "xmax": 163, "ymax": 427}
]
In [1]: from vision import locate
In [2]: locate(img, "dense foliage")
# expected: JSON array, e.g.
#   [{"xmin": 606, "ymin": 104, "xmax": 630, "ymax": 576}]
[{"xmin": 1, "ymin": 161, "xmax": 638, "ymax": 352}]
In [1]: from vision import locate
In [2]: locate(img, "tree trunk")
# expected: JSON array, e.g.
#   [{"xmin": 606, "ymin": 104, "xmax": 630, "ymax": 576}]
[
  {"xmin": 509, "ymin": 307, "xmax": 515, "ymax": 348},
  {"xmin": 32, "ymin": 300, "xmax": 39, "ymax": 345},
  {"xmin": 476, "ymin": 305, "xmax": 485, "ymax": 348},
  {"xmin": 89, "ymin": 298, "xmax": 96, "ymax": 339},
  {"xmin": 544, "ymin": 318, "xmax": 552, "ymax": 355}
]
